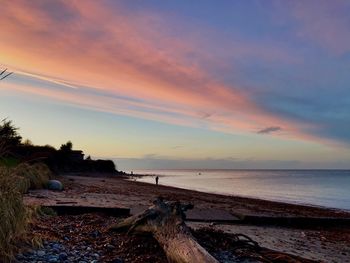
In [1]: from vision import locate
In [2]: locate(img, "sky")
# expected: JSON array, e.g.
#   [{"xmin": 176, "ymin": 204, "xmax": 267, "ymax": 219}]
[{"xmin": 0, "ymin": 0, "xmax": 350, "ymax": 170}]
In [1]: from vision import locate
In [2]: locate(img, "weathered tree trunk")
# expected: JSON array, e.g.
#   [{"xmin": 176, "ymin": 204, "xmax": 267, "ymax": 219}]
[{"xmin": 109, "ymin": 198, "xmax": 218, "ymax": 263}]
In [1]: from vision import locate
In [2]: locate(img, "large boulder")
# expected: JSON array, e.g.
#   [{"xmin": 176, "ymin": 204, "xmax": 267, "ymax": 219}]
[{"xmin": 47, "ymin": 180, "xmax": 64, "ymax": 191}]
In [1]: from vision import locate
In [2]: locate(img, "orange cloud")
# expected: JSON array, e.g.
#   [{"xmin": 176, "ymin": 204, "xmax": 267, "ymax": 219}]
[{"xmin": 0, "ymin": 1, "xmax": 329, "ymax": 145}]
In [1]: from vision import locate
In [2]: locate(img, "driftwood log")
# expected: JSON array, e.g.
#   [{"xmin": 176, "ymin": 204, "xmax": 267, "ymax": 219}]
[{"xmin": 109, "ymin": 198, "xmax": 218, "ymax": 263}]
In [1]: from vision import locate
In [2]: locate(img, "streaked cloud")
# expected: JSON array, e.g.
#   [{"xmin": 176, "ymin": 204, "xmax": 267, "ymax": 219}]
[
  {"xmin": 0, "ymin": 0, "xmax": 349, "ymax": 150},
  {"xmin": 257, "ymin": 126, "xmax": 282, "ymax": 135}
]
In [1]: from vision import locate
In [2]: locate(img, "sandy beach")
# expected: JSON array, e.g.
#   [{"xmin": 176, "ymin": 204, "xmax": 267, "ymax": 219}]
[{"xmin": 21, "ymin": 173, "xmax": 350, "ymax": 262}]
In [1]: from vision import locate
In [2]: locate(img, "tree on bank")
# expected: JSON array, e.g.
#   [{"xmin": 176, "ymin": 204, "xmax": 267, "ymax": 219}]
[
  {"xmin": 60, "ymin": 141, "xmax": 73, "ymax": 152},
  {"xmin": 0, "ymin": 119, "xmax": 22, "ymax": 148}
]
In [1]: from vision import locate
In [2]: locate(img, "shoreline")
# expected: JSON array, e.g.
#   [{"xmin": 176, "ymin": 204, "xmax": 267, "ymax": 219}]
[
  {"xmin": 128, "ymin": 174, "xmax": 350, "ymax": 215},
  {"xmin": 26, "ymin": 172, "xmax": 350, "ymax": 219},
  {"xmin": 110, "ymin": 174, "xmax": 350, "ymax": 218},
  {"xmin": 22, "ymin": 173, "xmax": 350, "ymax": 262}
]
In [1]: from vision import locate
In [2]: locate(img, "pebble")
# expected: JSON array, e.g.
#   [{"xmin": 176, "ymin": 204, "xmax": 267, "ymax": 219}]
[
  {"xmin": 59, "ymin": 252, "xmax": 68, "ymax": 260},
  {"xmin": 48, "ymin": 255, "xmax": 59, "ymax": 263},
  {"xmin": 106, "ymin": 244, "xmax": 115, "ymax": 250},
  {"xmin": 15, "ymin": 241, "xmax": 104, "ymax": 263},
  {"xmin": 90, "ymin": 230, "xmax": 101, "ymax": 238},
  {"xmin": 212, "ymin": 250, "xmax": 244, "ymax": 263}
]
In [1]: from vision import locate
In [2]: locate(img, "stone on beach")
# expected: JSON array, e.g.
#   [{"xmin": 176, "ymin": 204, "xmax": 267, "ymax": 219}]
[{"xmin": 47, "ymin": 180, "xmax": 64, "ymax": 191}]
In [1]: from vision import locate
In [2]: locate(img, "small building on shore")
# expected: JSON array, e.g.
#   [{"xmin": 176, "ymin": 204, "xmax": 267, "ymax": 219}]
[{"xmin": 68, "ymin": 150, "xmax": 84, "ymax": 162}]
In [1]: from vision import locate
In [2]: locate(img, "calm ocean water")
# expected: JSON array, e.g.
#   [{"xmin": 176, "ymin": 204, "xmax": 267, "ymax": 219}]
[{"xmin": 130, "ymin": 169, "xmax": 350, "ymax": 211}]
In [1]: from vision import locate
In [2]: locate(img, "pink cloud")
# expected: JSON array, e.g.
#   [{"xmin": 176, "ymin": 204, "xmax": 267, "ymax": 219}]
[{"xmin": 0, "ymin": 1, "xmax": 332, "ymax": 145}]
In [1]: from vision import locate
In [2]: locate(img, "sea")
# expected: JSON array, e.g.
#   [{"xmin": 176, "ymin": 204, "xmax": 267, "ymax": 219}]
[{"xmin": 129, "ymin": 169, "xmax": 350, "ymax": 211}]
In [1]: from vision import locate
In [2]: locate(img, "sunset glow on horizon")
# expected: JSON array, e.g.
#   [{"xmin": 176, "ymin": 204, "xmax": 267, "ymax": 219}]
[{"xmin": 1, "ymin": 0, "xmax": 350, "ymax": 169}]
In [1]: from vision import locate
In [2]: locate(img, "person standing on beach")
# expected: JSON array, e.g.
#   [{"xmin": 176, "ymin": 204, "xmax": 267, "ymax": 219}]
[{"xmin": 155, "ymin": 176, "xmax": 159, "ymax": 186}]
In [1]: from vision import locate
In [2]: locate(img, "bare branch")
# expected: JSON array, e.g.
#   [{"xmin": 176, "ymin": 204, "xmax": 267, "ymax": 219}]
[
  {"xmin": 0, "ymin": 67, "xmax": 13, "ymax": 80},
  {"xmin": 0, "ymin": 68, "xmax": 7, "ymax": 76},
  {"xmin": 0, "ymin": 72, "xmax": 13, "ymax": 80}
]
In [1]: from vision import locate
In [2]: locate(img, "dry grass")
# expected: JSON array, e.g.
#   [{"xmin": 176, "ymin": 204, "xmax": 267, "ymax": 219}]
[
  {"xmin": 11, "ymin": 163, "xmax": 53, "ymax": 192},
  {"xmin": 0, "ymin": 149, "xmax": 54, "ymax": 261},
  {"xmin": 0, "ymin": 167, "xmax": 27, "ymax": 261}
]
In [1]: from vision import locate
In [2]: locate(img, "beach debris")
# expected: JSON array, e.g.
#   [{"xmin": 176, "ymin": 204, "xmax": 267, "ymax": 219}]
[
  {"xmin": 23, "ymin": 213, "xmax": 168, "ymax": 262},
  {"xmin": 55, "ymin": 201, "xmax": 78, "ymax": 205},
  {"xmin": 43, "ymin": 204, "xmax": 130, "ymax": 216},
  {"xmin": 109, "ymin": 198, "xmax": 319, "ymax": 263},
  {"xmin": 18, "ymin": 207, "xmax": 330, "ymax": 263},
  {"xmin": 109, "ymin": 197, "xmax": 219, "ymax": 263},
  {"xmin": 47, "ymin": 179, "xmax": 64, "ymax": 191},
  {"xmin": 185, "ymin": 208, "xmax": 239, "ymax": 222},
  {"xmin": 194, "ymin": 228, "xmax": 318, "ymax": 263}
]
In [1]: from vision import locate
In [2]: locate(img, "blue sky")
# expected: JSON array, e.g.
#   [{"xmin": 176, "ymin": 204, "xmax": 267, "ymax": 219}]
[{"xmin": 0, "ymin": 0, "xmax": 350, "ymax": 169}]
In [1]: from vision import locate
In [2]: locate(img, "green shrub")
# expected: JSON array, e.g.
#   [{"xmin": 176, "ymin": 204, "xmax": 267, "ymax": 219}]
[
  {"xmin": 0, "ymin": 157, "xmax": 19, "ymax": 168},
  {"xmin": 36, "ymin": 206, "xmax": 57, "ymax": 217}
]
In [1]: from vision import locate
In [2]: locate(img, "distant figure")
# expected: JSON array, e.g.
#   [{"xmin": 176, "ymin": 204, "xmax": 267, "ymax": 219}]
[{"xmin": 155, "ymin": 176, "xmax": 159, "ymax": 186}]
